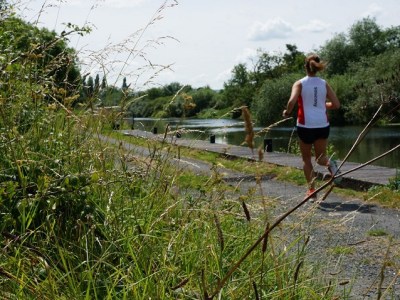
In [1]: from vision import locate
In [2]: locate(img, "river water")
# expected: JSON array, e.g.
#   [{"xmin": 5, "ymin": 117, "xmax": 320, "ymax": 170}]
[{"xmin": 129, "ymin": 118, "xmax": 400, "ymax": 169}]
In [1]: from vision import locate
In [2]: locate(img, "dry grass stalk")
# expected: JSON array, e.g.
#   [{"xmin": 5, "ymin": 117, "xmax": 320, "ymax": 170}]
[
  {"xmin": 261, "ymin": 223, "xmax": 269, "ymax": 253},
  {"xmin": 241, "ymin": 106, "xmax": 254, "ymax": 151},
  {"xmin": 241, "ymin": 200, "xmax": 251, "ymax": 222},
  {"xmin": 171, "ymin": 277, "xmax": 190, "ymax": 291},
  {"xmin": 293, "ymin": 260, "xmax": 303, "ymax": 287},
  {"xmin": 213, "ymin": 214, "xmax": 225, "ymax": 251},
  {"xmin": 377, "ymin": 237, "xmax": 393, "ymax": 299},
  {"xmin": 252, "ymin": 281, "xmax": 260, "ymax": 300},
  {"xmin": 257, "ymin": 147, "xmax": 264, "ymax": 162}
]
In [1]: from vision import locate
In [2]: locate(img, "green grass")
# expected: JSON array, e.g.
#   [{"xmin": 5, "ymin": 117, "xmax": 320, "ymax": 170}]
[
  {"xmin": 368, "ymin": 229, "xmax": 389, "ymax": 237},
  {"xmin": 329, "ymin": 245, "xmax": 355, "ymax": 256}
]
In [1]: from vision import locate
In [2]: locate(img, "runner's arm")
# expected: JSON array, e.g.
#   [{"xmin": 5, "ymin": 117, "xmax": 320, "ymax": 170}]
[{"xmin": 283, "ymin": 81, "xmax": 301, "ymax": 117}]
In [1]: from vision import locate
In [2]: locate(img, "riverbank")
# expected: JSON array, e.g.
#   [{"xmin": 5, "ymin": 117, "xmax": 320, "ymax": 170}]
[
  {"xmin": 128, "ymin": 118, "xmax": 400, "ymax": 168},
  {"xmin": 122, "ymin": 129, "xmax": 398, "ymax": 191}
]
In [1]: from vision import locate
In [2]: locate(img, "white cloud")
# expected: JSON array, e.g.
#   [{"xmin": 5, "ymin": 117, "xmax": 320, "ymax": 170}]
[
  {"xmin": 298, "ymin": 19, "xmax": 330, "ymax": 33},
  {"xmin": 361, "ymin": 3, "xmax": 383, "ymax": 18},
  {"xmin": 248, "ymin": 17, "xmax": 294, "ymax": 41}
]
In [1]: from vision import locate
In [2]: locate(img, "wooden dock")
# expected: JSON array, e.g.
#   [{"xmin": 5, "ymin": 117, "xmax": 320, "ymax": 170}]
[{"xmin": 122, "ymin": 129, "xmax": 398, "ymax": 190}]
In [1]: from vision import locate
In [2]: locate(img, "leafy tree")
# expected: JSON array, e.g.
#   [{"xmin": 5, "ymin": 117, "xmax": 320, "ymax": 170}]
[
  {"xmin": 325, "ymin": 74, "xmax": 356, "ymax": 125},
  {"xmin": 122, "ymin": 77, "xmax": 129, "ymax": 90},
  {"xmin": 147, "ymin": 87, "xmax": 164, "ymax": 100},
  {"xmin": 320, "ymin": 18, "xmax": 400, "ymax": 76},
  {"xmin": 348, "ymin": 17, "xmax": 384, "ymax": 57},
  {"xmin": 282, "ymin": 44, "xmax": 306, "ymax": 74},
  {"xmin": 189, "ymin": 87, "xmax": 216, "ymax": 115},
  {"xmin": 319, "ymin": 33, "xmax": 352, "ymax": 76},
  {"xmin": 249, "ymin": 50, "xmax": 283, "ymax": 89},
  {"xmin": 162, "ymin": 82, "xmax": 184, "ymax": 96},
  {"xmin": 383, "ymin": 25, "xmax": 400, "ymax": 49},
  {"xmin": 86, "ymin": 76, "xmax": 94, "ymax": 98},
  {"xmin": 101, "ymin": 75, "xmax": 107, "ymax": 90},
  {"xmin": 0, "ymin": 16, "xmax": 82, "ymax": 105},
  {"xmin": 222, "ymin": 63, "xmax": 254, "ymax": 116},
  {"xmin": 346, "ymin": 49, "xmax": 400, "ymax": 123},
  {"xmin": 253, "ymin": 73, "xmax": 302, "ymax": 126},
  {"xmin": 100, "ymin": 86, "xmax": 124, "ymax": 107},
  {"xmin": 94, "ymin": 74, "xmax": 100, "ymax": 93}
]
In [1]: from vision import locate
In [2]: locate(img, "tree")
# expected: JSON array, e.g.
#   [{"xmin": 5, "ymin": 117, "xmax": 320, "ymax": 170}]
[
  {"xmin": 249, "ymin": 51, "xmax": 282, "ymax": 89},
  {"xmin": 348, "ymin": 17, "xmax": 384, "ymax": 57},
  {"xmin": 101, "ymin": 75, "xmax": 107, "ymax": 90},
  {"xmin": 319, "ymin": 33, "xmax": 352, "ymax": 76},
  {"xmin": 320, "ymin": 18, "xmax": 400, "ymax": 76},
  {"xmin": 86, "ymin": 76, "xmax": 94, "ymax": 98},
  {"xmin": 94, "ymin": 74, "xmax": 100, "ymax": 93},
  {"xmin": 162, "ymin": 82, "xmax": 184, "ymax": 96},
  {"xmin": 222, "ymin": 64, "xmax": 254, "ymax": 115},
  {"xmin": 282, "ymin": 44, "xmax": 305, "ymax": 74},
  {"xmin": 0, "ymin": 16, "xmax": 82, "ymax": 100},
  {"xmin": 190, "ymin": 87, "xmax": 216, "ymax": 115},
  {"xmin": 253, "ymin": 73, "xmax": 301, "ymax": 126},
  {"xmin": 345, "ymin": 49, "xmax": 400, "ymax": 123},
  {"xmin": 147, "ymin": 87, "xmax": 164, "ymax": 100},
  {"xmin": 122, "ymin": 77, "xmax": 128, "ymax": 91},
  {"xmin": 383, "ymin": 25, "xmax": 400, "ymax": 50}
]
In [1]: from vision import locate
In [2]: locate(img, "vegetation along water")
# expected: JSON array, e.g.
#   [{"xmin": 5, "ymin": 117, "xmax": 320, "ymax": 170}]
[{"xmin": 129, "ymin": 118, "xmax": 400, "ymax": 168}]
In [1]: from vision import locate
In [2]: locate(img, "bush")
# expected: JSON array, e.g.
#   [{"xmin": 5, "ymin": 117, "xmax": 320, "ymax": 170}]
[{"xmin": 253, "ymin": 73, "xmax": 301, "ymax": 126}]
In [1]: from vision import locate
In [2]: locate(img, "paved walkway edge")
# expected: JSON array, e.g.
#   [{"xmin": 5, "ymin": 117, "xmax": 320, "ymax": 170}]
[{"xmin": 121, "ymin": 129, "xmax": 398, "ymax": 191}]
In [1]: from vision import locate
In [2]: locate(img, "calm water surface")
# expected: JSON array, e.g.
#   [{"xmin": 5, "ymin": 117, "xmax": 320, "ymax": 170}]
[{"xmin": 129, "ymin": 118, "xmax": 400, "ymax": 169}]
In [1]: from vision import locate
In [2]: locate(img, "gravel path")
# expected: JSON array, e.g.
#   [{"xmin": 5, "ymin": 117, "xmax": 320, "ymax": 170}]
[
  {"xmin": 238, "ymin": 178, "xmax": 400, "ymax": 299},
  {"xmin": 171, "ymin": 146, "xmax": 400, "ymax": 299},
  {"xmin": 104, "ymin": 135, "xmax": 400, "ymax": 299}
]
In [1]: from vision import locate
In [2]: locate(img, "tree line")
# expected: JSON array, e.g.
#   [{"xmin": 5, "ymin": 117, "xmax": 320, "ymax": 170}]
[
  {"xmin": 3, "ymin": 13, "xmax": 399, "ymax": 126},
  {"xmin": 107, "ymin": 17, "xmax": 399, "ymax": 126}
]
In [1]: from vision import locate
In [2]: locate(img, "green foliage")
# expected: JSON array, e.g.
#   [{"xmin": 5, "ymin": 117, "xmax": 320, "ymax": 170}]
[
  {"xmin": 221, "ymin": 63, "xmax": 254, "ymax": 113},
  {"xmin": 320, "ymin": 17, "xmax": 400, "ymax": 77},
  {"xmin": 326, "ymin": 74, "xmax": 357, "ymax": 125},
  {"xmin": 0, "ymin": 16, "xmax": 82, "ymax": 100},
  {"xmin": 190, "ymin": 87, "xmax": 216, "ymax": 115},
  {"xmin": 253, "ymin": 73, "xmax": 301, "ymax": 125},
  {"xmin": 346, "ymin": 49, "xmax": 400, "ymax": 123},
  {"xmin": 368, "ymin": 229, "xmax": 388, "ymax": 237},
  {"xmin": 388, "ymin": 169, "xmax": 400, "ymax": 191}
]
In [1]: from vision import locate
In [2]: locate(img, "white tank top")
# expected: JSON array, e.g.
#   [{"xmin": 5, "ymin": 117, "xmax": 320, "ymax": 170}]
[{"xmin": 297, "ymin": 76, "xmax": 329, "ymax": 128}]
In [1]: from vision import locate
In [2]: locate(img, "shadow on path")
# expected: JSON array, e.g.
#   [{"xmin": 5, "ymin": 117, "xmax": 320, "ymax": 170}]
[{"xmin": 317, "ymin": 201, "xmax": 376, "ymax": 213}]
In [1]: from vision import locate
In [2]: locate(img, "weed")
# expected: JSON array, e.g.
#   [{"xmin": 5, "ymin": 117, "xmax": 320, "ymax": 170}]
[
  {"xmin": 388, "ymin": 169, "xmax": 400, "ymax": 191},
  {"xmin": 368, "ymin": 229, "xmax": 388, "ymax": 237},
  {"xmin": 329, "ymin": 245, "xmax": 355, "ymax": 256}
]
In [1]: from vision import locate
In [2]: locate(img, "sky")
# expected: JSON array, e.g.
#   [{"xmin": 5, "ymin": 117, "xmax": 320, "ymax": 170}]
[{"xmin": 17, "ymin": 0, "xmax": 400, "ymax": 90}]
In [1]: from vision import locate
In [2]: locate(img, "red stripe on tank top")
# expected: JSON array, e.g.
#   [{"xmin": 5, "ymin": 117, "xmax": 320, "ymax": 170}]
[{"xmin": 297, "ymin": 95, "xmax": 305, "ymax": 125}]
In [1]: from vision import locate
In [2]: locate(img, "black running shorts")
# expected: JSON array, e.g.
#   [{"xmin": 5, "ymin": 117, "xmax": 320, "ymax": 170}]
[{"xmin": 296, "ymin": 126, "xmax": 330, "ymax": 144}]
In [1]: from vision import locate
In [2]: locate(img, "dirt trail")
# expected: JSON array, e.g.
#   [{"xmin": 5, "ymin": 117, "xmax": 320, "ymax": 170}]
[{"xmin": 103, "ymin": 135, "xmax": 400, "ymax": 299}]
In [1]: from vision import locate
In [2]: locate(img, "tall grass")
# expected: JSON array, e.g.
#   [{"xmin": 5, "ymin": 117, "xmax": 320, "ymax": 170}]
[{"xmin": 2, "ymin": 2, "xmax": 399, "ymax": 299}]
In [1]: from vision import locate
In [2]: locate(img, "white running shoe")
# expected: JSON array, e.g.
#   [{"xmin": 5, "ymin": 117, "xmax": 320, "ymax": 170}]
[{"xmin": 328, "ymin": 159, "xmax": 342, "ymax": 184}]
